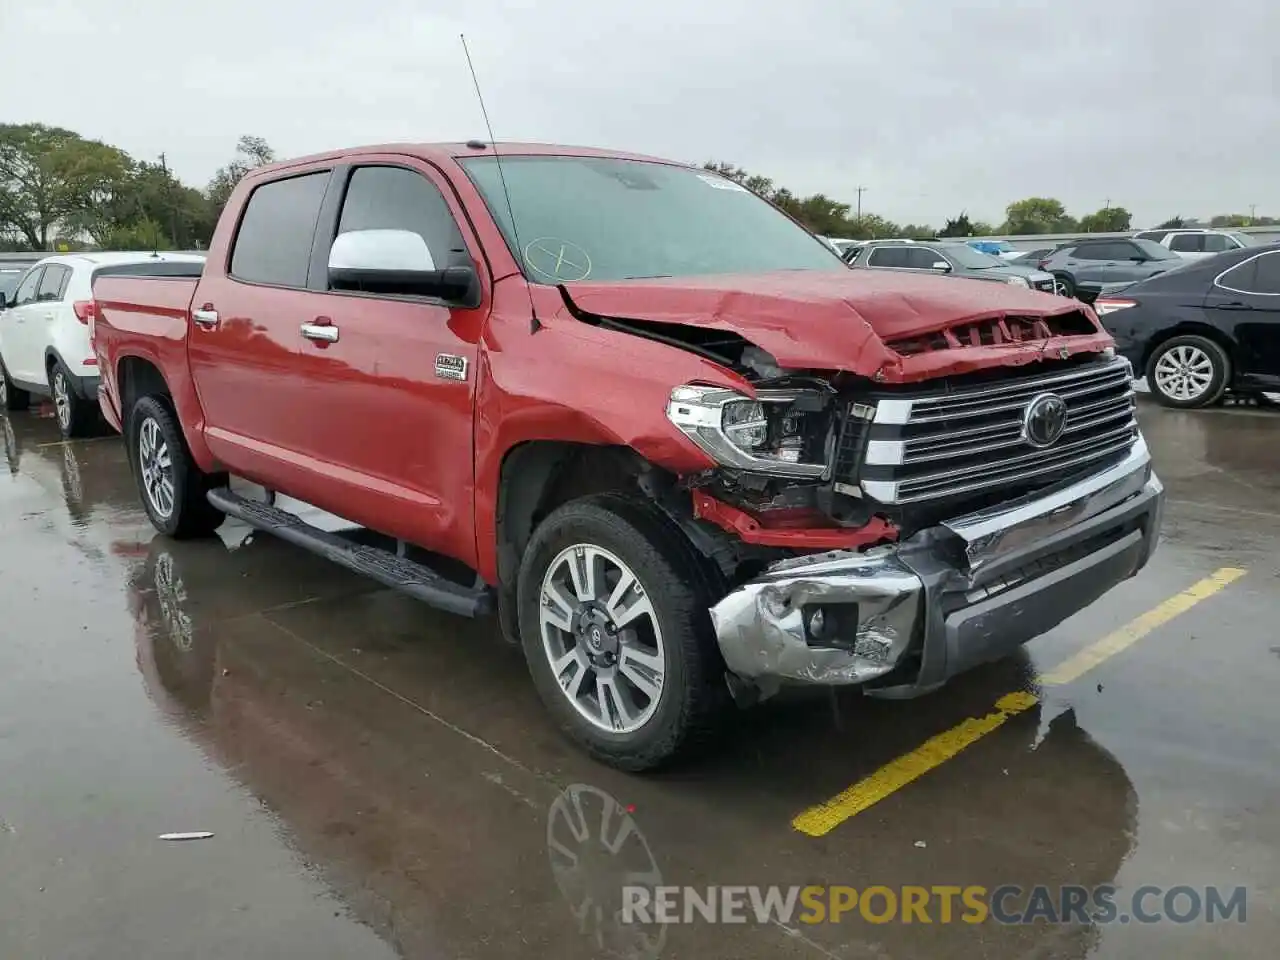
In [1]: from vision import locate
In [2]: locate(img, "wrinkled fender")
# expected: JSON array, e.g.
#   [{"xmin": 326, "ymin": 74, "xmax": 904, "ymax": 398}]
[{"xmin": 471, "ymin": 283, "xmax": 739, "ymax": 583}]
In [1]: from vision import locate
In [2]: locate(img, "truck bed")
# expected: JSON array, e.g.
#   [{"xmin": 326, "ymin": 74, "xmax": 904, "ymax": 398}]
[{"xmin": 91, "ymin": 274, "xmax": 201, "ymax": 433}]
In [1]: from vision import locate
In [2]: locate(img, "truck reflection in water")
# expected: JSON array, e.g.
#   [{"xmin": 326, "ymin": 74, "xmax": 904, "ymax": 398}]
[{"xmin": 124, "ymin": 535, "xmax": 1138, "ymax": 960}]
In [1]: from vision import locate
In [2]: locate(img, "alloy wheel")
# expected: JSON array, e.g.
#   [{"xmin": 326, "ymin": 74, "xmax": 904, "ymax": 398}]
[
  {"xmin": 0, "ymin": 367, "xmax": 7, "ymax": 407},
  {"xmin": 539, "ymin": 543, "xmax": 666, "ymax": 735},
  {"xmin": 138, "ymin": 416, "xmax": 176, "ymax": 519},
  {"xmin": 1154, "ymin": 345, "xmax": 1214, "ymax": 402},
  {"xmin": 53, "ymin": 370, "xmax": 71, "ymax": 430}
]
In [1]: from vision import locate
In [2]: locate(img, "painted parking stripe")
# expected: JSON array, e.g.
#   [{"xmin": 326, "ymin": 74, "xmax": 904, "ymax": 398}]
[{"xmin": 792, "ymin": 567, "xmax": 1247, "ymax": 837}]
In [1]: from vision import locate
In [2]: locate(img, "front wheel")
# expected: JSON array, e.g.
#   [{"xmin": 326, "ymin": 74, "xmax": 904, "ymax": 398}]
[
  {"xmin": 517, "ymin": 494, "xmax": 728, "ymax": 770},
  {"xmin": 0, "ymin": 357, "xmax": 30, "ymax": 411},
  {"xmin": 128, "ymin": 396, "xmax": 225, "ymax": 538},
  {"xmin": 1146, "ymin": 335, "xmax": 1230, "ymax": 409},
  {"xmin": 1053, "ymin": 273, "xmax": 1075, "ymax": 298}
]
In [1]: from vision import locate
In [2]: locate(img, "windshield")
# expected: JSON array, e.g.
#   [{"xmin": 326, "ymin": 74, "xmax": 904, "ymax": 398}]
[
  {"xmin": 1133, "ymin": 238, "xmax": 1180, "ymax": 260},
  {"xmin": 935, "ymin": 244, "xmax": 1006, "ymax": 269},
  {"xmin": 459, "ymin": 156, "xmax": 846, "ymax": 282}
]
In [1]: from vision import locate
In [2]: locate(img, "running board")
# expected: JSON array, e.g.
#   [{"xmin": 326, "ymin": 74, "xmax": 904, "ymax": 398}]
[{"xmin": 207, "ymin": 488, "xmax": 492, "ymax": 618}]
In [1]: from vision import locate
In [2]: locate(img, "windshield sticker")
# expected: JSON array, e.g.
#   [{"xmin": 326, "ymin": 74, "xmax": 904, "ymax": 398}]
[
  {"xmin": 524, "ymin": 238, "xmax": 593, "ymax": 282},
  {"xmin": 696, "ymin": 174, "xmax": 749, "ymax": 192}
]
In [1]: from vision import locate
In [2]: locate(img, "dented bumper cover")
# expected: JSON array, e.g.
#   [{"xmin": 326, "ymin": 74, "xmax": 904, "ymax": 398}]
[{"xmin": 709, "ymin": 436, "xmax": 1164, "ymax": 696}]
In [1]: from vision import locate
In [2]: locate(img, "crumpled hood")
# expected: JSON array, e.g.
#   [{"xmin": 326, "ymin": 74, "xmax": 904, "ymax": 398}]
[{"xmin": 559, "ymin": 269, "xmax": 1108, "ymax": 381}]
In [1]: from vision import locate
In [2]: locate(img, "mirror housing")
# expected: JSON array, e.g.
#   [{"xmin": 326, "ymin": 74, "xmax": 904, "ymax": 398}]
[
  {"xmin": 328, "ymin": 229, "xmax": 478, "ymax": 305},
  {"xmin": 931, "ymin": 260, "xmax": 952, "ymax": 272}
]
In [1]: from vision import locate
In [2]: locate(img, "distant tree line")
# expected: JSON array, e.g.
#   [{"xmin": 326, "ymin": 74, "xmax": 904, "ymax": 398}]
[
  {"xmin": 0, "ymin": 128, "xmax": 1271, "ymax": 251},
  {"xmin": 704, "ymin": 161, "xmax": 1275, "ymax": 240},
  {"xmin": 0, "ymin": 124, "xmax": 276, "ymax": 251}
]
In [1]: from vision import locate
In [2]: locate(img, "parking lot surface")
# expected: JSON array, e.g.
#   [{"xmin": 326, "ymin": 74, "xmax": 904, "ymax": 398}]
[{"xmin": 1, "ymin": 400, "xmax": 1277, "ymax": 959}]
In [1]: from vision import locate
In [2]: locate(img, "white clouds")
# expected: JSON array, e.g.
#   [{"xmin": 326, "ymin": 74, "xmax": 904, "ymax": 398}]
[{"xmin": 1, "ymin": 0, "xmax": 1274, "ymax": 226}]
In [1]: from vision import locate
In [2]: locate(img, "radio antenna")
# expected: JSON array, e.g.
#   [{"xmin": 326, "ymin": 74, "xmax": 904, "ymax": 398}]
[{"xmin": 460, "ymin": 34, "xmax": 540, "ymax": 332}]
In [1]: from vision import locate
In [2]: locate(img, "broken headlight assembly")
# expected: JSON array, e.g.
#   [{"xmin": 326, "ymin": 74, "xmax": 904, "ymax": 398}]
[{"xmin": 665, "ymin": 385, "xmax": 832, "ymax": 478}]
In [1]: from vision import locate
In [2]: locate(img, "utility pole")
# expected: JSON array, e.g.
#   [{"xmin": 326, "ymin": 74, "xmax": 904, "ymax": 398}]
[
  {"xmin": 855, "ymin": 186, "xmax": 866, "ymax": 223},
  {"xmin": 1250, "ymin": 203, "xmax": 1257, "ymax": 223},
  {"xmin": 158, "ymin": 153, "xmax": 179, "ymax": 249}
]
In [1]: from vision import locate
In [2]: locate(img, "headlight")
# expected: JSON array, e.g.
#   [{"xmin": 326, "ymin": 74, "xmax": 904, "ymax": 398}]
[
  {"xmin": 1006, "ymin": 275, "xmax": 1030, "ymax": 288},
  {"xmin": 666, "ymin": 385, "xmax": 829, "ymax": 478}
]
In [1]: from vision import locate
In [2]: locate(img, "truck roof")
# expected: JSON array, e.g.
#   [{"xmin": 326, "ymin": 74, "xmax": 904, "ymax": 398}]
[{"xmin": 256, "ymin": 141, "xmax": 684, "ymax": 177}]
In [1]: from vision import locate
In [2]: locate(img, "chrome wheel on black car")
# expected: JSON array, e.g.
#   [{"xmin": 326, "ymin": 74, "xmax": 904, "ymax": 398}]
[{"xmin": 1147, "ymin": 335, "xmax": 1230, "ymax": 409}]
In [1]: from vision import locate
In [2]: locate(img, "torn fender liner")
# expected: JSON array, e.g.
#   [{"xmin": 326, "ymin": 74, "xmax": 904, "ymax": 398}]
[
  {"xmin": 709, "ymin": 545, "xmax": 925, "ymax": 685},
  {"xmin": 558, "ymin": 269, "xmax": 1102, "ymax": 379}
]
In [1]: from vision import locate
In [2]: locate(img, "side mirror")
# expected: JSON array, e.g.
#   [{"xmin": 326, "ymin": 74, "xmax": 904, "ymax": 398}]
[
  {"xmin": 931, "ymin": 261, "xmax": 952, "ymax": 272},
  {"xmin": 328, "ymin": 229, "xmax": 478, "ymax": 304}
]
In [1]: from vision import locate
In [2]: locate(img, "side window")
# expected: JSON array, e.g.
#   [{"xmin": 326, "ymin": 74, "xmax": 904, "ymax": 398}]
[
  {"xmin": 1168, "ymin": 234, "xmax": 1203, "ymax": 253},
  {"xmin": 334, "ymin": 166, "xmax": 467, "ymax": 279},
  {"xmin": 867, "ymin": 247, "xmax": 907, "ymax": 268},
  {"xmin": 1254, "ymin": 253, "xmax": 1280, "ymax": 294},
  {"xmin": 908, "ymin": 248, "xmax": 943, "ymax": 269},
  {"xmin": 1218, "ymin": 257, "xmax": 1258, "ymax": 292},
  {"xmin": 37, "ymin": 264, "xmax": 70, "ymax": 301},
  {"xmin": 230, "ymin": 172, "xmax": 330, "ymax": 287},
  {"xmin": 1201, "ymin": 234, "xmax": 1232, "ymax": 253},
  {"xmin": 13, "ymin": 267, "xmax": 43, "ymax": 306}
]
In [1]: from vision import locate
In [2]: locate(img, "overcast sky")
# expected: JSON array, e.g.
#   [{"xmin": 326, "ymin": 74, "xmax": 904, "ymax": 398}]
[{"xmin": 2, "ymin": 0, "xmax": 1275, "ymax": 228}]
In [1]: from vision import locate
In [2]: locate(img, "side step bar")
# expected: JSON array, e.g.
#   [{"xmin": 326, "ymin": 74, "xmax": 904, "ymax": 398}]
[{"xmin": 207, "ymin": 488, "xmax": 492, "ymax": 618}]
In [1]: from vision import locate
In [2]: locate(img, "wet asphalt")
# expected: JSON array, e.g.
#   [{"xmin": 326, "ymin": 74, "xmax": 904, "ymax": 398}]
[{"xmin": 1, "ymin": 398, "xmax": 1277, "ymax": 960}]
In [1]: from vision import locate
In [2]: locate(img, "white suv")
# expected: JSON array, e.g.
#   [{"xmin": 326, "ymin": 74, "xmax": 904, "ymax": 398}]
[
  {"xmin": 1132, "ymin": 229, "xmax": 1253, "ymax": 260},
  {"xmin": 0, "ymin": 252, "xmax": 204, "ymax": 437}
]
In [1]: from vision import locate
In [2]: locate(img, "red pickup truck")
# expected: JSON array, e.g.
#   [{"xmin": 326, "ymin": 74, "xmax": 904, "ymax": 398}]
[{"xmin": 92, "ymin": 142, "xmax": 1164, "ymax": 769}]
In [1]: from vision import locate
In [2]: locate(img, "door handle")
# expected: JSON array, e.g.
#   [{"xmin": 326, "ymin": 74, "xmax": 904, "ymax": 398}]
[
  {"xmin": 42, "ymin": 312, "xmax": 54, "ymax": 321},
  {"xmin": 300, "ymin": 321, "xmax": 339, "ymax": 343},
  {"xmin": 191, "ymin": 308, "xmax": 220, "ymax": 328},
  {"xmin": 1215, "ymin": 302, "xmax": 1252, "ymax": 311}
]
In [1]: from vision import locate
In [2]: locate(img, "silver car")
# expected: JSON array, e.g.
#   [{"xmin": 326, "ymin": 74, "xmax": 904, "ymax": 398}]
[{"xmin": 844, "ymin": 240, "xmax": 1062, "ymax": 294}]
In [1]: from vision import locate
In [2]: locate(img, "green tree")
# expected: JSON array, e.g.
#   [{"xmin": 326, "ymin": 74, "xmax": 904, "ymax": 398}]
[
  {"xmin": 1210, "ymin": 213, "xmax": 1251, "ymax": 228},
  {"xmin": 1003, "ymin": 197, "xmax": 1076, "ymax": 235},
  {"xmin": 0, "ymin": 123, "xmax": 132, "ymax": 249},
  {"xmin": 207, "ymin": 135, "xmax": 276, "ymax": 212},
  {"xmin": 939, "ymin": 212, "xmax": 975, "ymax": 237},
  {"xmin": 1156, "ymin": 216, "xmax": 1185, "ymax": 229},
  {"xmin": 1078, "ymin": 206, "xmax": 1132, "ymax": 233},
  {"xmin": 899, "ymin": 223, "xmax": 936, "ymax": 239}
]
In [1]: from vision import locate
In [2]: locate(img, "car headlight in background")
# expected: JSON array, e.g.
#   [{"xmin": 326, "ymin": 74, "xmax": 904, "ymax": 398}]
[
  {"xmin": 666, "ymin": 385, "xmax": 831, "ymax": 478},
  {"xmin": 1006, "ymin": 275, "xmax": 1031, "ymax": 288}
]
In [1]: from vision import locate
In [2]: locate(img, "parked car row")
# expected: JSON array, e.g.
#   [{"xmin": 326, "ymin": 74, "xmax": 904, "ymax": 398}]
[
  {"xmin": 842, "ymin": 238, "xmax": 1063, "ymax": 293},
  {"xmin": 0, "ymin": 252, "xmax": 205, "ymax": 438}
]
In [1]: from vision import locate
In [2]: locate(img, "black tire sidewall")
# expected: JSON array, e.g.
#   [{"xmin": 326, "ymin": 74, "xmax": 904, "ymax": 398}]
[
  {"xmin": 1146, "ymin": 336, "xmax": 1229, "ymax": 409},
  {"xmin": 129, "ymin": 397, "xmax": 194, "ymax": 536},
  {"xmin": 49, "ymin": 362, "xmax": 90, "ymax": 438},
  {"xmin": 517, "ymin": 497, "xmax": 719, "ymax": 768},
  {"xmin": 1054, "ymin": 273, "xmax": 1075, "ymax": 298},
  {"xmin": 0, "ymin": 355, "xmax": 28, "ymax": 411}
]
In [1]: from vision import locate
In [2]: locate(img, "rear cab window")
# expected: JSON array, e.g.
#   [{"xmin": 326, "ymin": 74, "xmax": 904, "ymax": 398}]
[{"xmin": 230, "ymin": 172, "xmax": 331, "ymax": 287}]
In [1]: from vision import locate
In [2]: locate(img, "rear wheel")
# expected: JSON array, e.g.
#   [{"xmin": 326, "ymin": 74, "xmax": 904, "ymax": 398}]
[
  {"xmin": 129, "ymin": 395, "xmax": 225, "ymax": 538},
  {"xmin": 1147, "ymin": 335, "xmax": 1230, "ymax": 409},
  {"xmin": 0, "ymin": 357, "xmax": 30, "ymax": 411},
  {"xmin": 49, "ymin": 361, "xmax": 96, "ymax": 439},
  {"xmin": 517, "ymin": 494, "xmax": 728, "ymax": 770},
  {"xmin": 1053, "ymin": 273, "xmax": 1075, "ymax": 298}
]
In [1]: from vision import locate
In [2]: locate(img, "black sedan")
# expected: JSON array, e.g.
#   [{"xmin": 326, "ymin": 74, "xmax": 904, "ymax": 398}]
[{"xmin": 1094, "ymin": 242, "xmax": 1280, "ymax": 408}]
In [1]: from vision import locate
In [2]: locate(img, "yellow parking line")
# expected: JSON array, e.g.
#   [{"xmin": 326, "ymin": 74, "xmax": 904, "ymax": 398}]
[
  {"xmin": 1039, "ymin": 566, "xmax": 1246, "ymax": 685},
  {"xmin": 792, "ymin": 567, "xmax": 1247, "ymax": 837}
]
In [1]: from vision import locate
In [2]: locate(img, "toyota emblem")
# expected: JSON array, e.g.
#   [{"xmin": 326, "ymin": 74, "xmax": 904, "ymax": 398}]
[{"xmin": 1022, "ymin": 393, "xmax": 1068, "ymax": 448}]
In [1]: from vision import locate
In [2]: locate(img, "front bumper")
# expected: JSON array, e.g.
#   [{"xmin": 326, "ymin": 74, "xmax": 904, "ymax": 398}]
[{"xmin": 709, "ymin": 437, "xmax": 1164, "ymax": 697}]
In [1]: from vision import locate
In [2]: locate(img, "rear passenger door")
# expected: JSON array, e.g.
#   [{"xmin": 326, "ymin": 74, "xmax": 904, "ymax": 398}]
[
  {"xmin": 1207, "ymin": 250, "xmax": 1280, "ymax": 387},
  {"xmin": 33, "ymin": 263, "xmax": 72, "ymax": 371},
  {"xmin": 1, "ymin": 266, "xmax": 47, "ymax": 384},
  {"xmin": 188, "ymin": 168, "xmax": 335, "ymax": 481}
]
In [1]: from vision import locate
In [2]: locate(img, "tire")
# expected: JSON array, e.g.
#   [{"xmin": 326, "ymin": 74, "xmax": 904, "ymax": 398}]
[
  {"xmin": 1146, "ymin": 335, "xmax": 1230, "ymax": 409},
  {"xmin": 128, "ymin": 395, "xmax": 225, "ymax": 538},
  {"xmin": 517, "ymin": 493, "xmax": 728, "ymax": 771},
  {"xmin": 1053, "ymin": 273, "xmax": 1075, "ymax": 299},
  {"xmin": 49, "ymin": 361, "xmax": 97, "ymax": 439},
  {"xmin": 0, "ymin": 356, "xmax": 30, "ymax": 411}
]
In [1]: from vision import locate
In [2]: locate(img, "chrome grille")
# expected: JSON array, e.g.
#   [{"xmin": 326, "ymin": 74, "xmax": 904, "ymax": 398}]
[{"xmin": 849, "ymin": 357, "xmax": 1138, "ymax": 505}]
